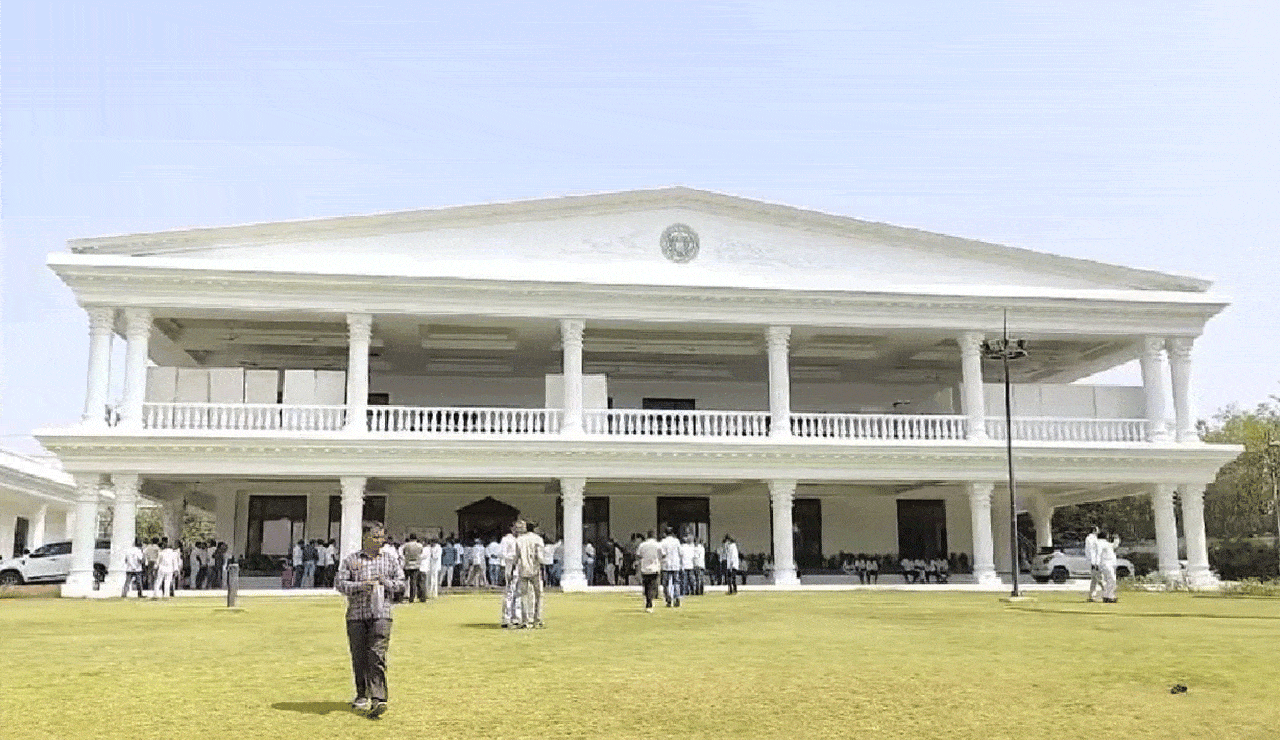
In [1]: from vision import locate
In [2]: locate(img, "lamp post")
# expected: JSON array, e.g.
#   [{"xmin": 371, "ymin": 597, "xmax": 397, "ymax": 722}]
[
  {"xmin": 981, "ymin": 311, "xmax": 1028, "ymax": 598},
  {"xmin": 1266, "ymin": 439, "xmax": 1280, "ymax": 577}
]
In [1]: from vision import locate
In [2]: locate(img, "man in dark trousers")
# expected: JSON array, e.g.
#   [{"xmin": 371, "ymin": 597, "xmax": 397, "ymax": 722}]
[{"xmin": 336, "ymin": 523, "xmax": 405, "ymax": 719}]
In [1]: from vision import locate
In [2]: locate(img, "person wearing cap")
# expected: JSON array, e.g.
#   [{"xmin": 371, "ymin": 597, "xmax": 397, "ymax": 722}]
[{"xmin": 336, "ymin": 522, "xmax": 405, "ymax": 719}]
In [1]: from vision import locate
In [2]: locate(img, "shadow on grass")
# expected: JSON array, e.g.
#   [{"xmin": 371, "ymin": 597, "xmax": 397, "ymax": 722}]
[
  {"xmin": 459, "ymin": 622, "xmax": 504, "ymax": 629},
  {"xmin": 271, "ymin": 701, "xmax": 355, "ymax": 716}
]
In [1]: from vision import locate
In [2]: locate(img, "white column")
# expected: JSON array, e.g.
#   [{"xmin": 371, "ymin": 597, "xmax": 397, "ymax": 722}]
[
  {"xmin": 119, "ymin": 308, "xmax": 152, "ymax": 430},
  {"xmin": 1139, "ymin": 337, "xmax": 1172, "ymax": 442},
  {"xmin": 104, "ymin": 474, "xmax": 140, "ymax": 595},
  {"xmin": 30, "ymin": 504, "xmax": 48, "ymax": 549},
  {"xmin": 559, "ymin": 478, "xmax": 587, "ymax": 590},
  {"xmin": 768, "ymin": 479, "xmax": 800, "ymax": 585},
  {"xmin": 958, "ymin": 331, "xmax": 988, "ymax": 440},
  {"xmin": 214, "ymin": 489, "xmax": 236, "ymax": 549},
  {"xmin": 161, "ymin": 498, "xmax": 184, "ymax": 542},
  {"xmin": 63, "ymin": 474, "xmax": 102, "ymax": 597},
  {"xmin": 339, "ymin": 477, "xmax": 366, "ymax": 562},
  {"xmin": 1167, "ymin": 337, "xmax": 1198, "ymax": 443},
  {"xmin": 1179, "ymin": 483, "xmax": 1215, "ymax": 587},
  {"xmin": 560, "ymin": 320, "xmax": 585, "ymax": 436},
  {"xmin": 0, "ymin": 509, "xmax": 14, "ymax": 561},
  {"xmin": 766, "ymin": 327, "xmax": 792, "ymax": 438},
  {"xmin": 1150, "ymin": 483, "xmax": 1182, "ymax": 581},
  {"xmin": 345, "ymin": 313, "xmax": 372, "ymax": 432},
  {"xmin": 992, "ymin": 493, "xmax": 1013, "ymax": 576},
  {"xmin": 82, "ymin": 307, "xmax": 115, "ymax": 426},
  {"xmin": 967, "ymin": 482, "xmax": 1000, "ymax": 585},
  {"xmin": 1028, "ymin": 493, "xmax": 1054, "ymax": 550}
]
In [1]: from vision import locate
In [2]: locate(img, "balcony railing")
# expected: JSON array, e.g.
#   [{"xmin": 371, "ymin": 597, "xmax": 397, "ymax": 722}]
[
  {"xmin": 584, "ymin": 409, "xmax": 770, "ymax": 437},
  {"xmin": 985, "ymin": 417, "xmax": 1148, "ymax": 443},
  {"xmin": 142, "ymin": 402, "xmax": 347, "ymax": 431},
  {"xmin": 369, "ymin": 406, "xmax": 562, "ymax": 435},
  {"xmin": 791, "ymin": 413, "xmax": 968, "ymax": 440},
  {"xmin": 122, "ymin": 403, "xmax": 1148, "ymax": 444}
]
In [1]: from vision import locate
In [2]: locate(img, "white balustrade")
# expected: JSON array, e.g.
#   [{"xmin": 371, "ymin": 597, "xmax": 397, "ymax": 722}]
[
  {"xmin": 984, "ymin": 417, "xmax": 1148, "ymax": 442},
  {"xmin": 791, "ymin": 413, "xmax": 969, "ymax": 440},
  {"xmin": 141, "ymin": 403, "xmax": 347, "ymax": 431},
  {"xmin": 584, "ymin": 409, "xmax": 771, "ymax": 437},
  {"xmin": 368, "ymin": 406, "xmax": 562, "ymax": 435}
]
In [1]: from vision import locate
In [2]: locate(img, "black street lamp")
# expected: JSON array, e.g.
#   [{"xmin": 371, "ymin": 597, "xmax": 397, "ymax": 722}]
[{"xmin": 981, "ymin": 311, "xmax": 1028, "ymax": 598}]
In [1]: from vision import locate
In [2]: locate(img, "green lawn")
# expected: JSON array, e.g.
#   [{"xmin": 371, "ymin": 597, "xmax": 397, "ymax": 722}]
[{"xmin": 2, "ymin": 590, "xmax": 1277, "ymax": 739}]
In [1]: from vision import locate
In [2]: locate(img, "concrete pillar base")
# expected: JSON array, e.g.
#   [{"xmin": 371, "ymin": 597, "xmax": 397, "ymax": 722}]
[
  {"xmin": 771, "ymin": 570, "xmax": 800, "ymax": 586},
  {"xmin": 61, "ymin": 575, "xmax": 96, "ymax": 598},
  {"xmin": 101, "ymin": 572, "xmax": 126, "ymax": 596},
  {"xmin": 974, "ymin": 569, "xmax": 1002, "ymax": 586},
  {"xmin": 559, "ymin": 574, "xmax": 589, "ymax": 592}
]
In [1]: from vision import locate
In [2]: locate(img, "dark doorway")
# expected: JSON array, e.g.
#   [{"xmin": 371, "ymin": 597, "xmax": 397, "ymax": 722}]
[
  {"xmin": 13, "ymin": 516, "xmax": 29, "ymax": 557},
  {"xmin": 768, "ymin": 498, "xmax": 823, "ymax": 571},
  {"xmin": 456, "ymin": 497, "xmax": 520, "ymax": 543},
  {"xmin": 247, "ymin": 495, "xmax": 307, "ymax": 557},
  {"xmin": 656, "ymin": 496, "xmax": 709, "ymax": 543},
  {"xmin": 897, "ymin": 499, "xmax": 948, "ymax": 559}
]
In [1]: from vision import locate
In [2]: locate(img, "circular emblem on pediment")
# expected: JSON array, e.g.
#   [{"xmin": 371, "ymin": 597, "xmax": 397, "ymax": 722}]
[{"xmin": 660, "ymin": 223, "xmax": 700, "ymax": 263}]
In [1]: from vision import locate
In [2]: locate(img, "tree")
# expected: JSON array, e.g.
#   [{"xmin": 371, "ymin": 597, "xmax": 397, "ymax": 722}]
[
  {"xmin": 1199, "ymin": 399, "xmax": 1280, "ymax": 542},
  {"xmin": 135, "ymin": 506, "xmax": 216, "ymax": 544}
]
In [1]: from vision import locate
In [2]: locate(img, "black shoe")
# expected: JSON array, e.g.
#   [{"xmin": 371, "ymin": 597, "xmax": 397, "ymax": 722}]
[{"xmin": 367, "ymin": 700, "xmax": 387, "ymax": 719}]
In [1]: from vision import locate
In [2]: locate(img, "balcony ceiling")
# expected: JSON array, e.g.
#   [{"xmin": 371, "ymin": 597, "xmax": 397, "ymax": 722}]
[{"xmin": 148, "ymin": 313, "xmax": 1136, "ymax": 385}]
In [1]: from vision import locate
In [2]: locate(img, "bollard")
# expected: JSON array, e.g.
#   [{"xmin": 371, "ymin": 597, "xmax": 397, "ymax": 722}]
[{"xmin": 226, "ymin": 561, "xmax": 240, "ymax": 608}]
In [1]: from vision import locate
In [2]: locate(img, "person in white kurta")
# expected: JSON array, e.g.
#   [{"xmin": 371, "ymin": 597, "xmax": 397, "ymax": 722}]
[
  {"xmin": 153, "ymin": 544, "xmax": 182, "ymax": 599},
  {"xmin": 721, "ymin": 535, "xmax": 740, "ymax": 595},
  {"xmin": 423, "ymin": 539, "xmax": 442, "ymax": 599},
  {"xmin": 1098, "ymin": 533, "xmax": 1120, "ymax": 603},
  {"xmin": 500, "ymin": 530, "xmax": 522, "ymax": 626},
  {"xmin": 1084, "ymin": 527, "xmax": 1102, "ymax": 602}
]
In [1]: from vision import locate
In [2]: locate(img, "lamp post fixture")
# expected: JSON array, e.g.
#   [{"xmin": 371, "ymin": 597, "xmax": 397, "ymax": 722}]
[{"xmin": 981, "ymin": 312, "xmax": 1028, "ymax": 598}]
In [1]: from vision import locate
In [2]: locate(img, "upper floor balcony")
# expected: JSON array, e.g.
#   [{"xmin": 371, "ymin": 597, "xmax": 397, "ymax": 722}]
[{"xmin": 120, "ymin": 400, "xmax": 1150, "ymax": 444}]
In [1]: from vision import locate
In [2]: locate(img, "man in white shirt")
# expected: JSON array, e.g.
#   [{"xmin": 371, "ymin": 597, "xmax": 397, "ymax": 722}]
[
  {"xmin": 679, "ymin": 536, "xmax": 696, "ymax": 597},
  {"xmin": 468, "ymin": 540, "xmax": 488, "ymax": 587},
  {"xmin": 1084, "ymin": 526, "xmax": 1102, "ymax": 602},
  {"xmin": 400, "ymin": 534, "xmax": 425, "ymax": 602},
  {"xmin": 635, "ymin": 531, "xmax": 663, "ymax": 612},
  {"xmin": 658, "ymin": 527, "xmax": 683, "ymax": 608},
  {"xmin": 122, "ymin": 538, "xmax": 146, "ymax": 598},
  {"xmin": 1098, "ymin": 531, "xmax": 1121, "ymax": 603},
  {"xmin": 153, "ymin": 542, "xmax": 182, "ymax": 599},
  {"xmin": 423, "ymin": 536, "xmax": 442, "ymax": 599},
  {"xmin": 539, "ymin": 535, "xmax": 556, "ymax": 587},
  {"xmin": 486, "ymin": 538, "xmax": 503, "ymax": 588},
  {"xmin": 513, "ymin": 520, "xmax": 545, "ymax": 628},
  {"xmin": 500, "ymin": 526, "xmax": 521, "ymax": 626},
  {"xmin": 583, "ymin": 541, "xmax": 596, "ymax": 586},
  {"xmin": 721, "ymin": 535, "xmax": 740, "ymax": 595},
  {"xmin": 692, "ymin": 539, "xmax": 706, "ymax": 595}
]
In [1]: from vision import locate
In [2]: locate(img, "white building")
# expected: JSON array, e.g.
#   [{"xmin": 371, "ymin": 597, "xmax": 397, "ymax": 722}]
[
  {"xmin": 0, "ymin": 449, "xmax": 77, "ymax": 560},
  {"xmin": 36, "ymin": 187, "xmax": 1240, "ymax": 595}
]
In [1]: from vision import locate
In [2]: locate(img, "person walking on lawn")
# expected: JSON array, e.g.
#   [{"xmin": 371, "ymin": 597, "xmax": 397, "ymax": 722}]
[
  {"xmin": 636, "ymin": 531, "xmax": 663, "ymax": 612},
  {"xmin": 336, "ymin": 523, "xmax": 405, "ymax": 720}
]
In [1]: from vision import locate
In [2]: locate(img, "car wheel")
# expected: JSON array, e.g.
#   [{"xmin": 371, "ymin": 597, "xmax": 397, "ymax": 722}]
[
  {"xmin": 0, "ymin": 570, "xmax": 23, "ymax": 587},
  {"xmin": 1050, "ymin": 566, "xmax": 1069, "ymax": 584},
  {"xmin": 93, "ymin": 563, "xmax": 107, "ymax": 584},
  {"xmin": 1032, "ymin": 576, "xmax": 1050, "ymax": 583},
  {"xmin": 1116, "ymin": 566, "xmax": 1130, "ymax": 578}
]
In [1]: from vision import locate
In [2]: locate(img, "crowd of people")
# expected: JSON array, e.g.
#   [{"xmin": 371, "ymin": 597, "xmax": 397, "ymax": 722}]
[
  {"xmin": 895, "ymin": 556, "xmax": 951, "ymax": 584},
  {"xmin": 119, "ymin": 537, "xmax": 232, "ymax": 598}
]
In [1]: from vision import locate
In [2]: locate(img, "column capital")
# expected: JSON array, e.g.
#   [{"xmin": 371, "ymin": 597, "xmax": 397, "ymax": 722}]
[
  {"xmin": 958, "ymin": 331, "xmax": 984, "ymax": 356},
  {"xmin": 560, "ymin": 477, "xmax": 586, "ymax": 505},
  {"xmin": 1166, "ymin": 336, "xmax": 1194, "ymax": 360},
  {"xmin": 767, "ymin": 478, "xmax": 797, "ymax": 504},
  {"xmin": 560, "ymin": 319, "xmax": 585, "ymax": 346},
  {"xmin": 122, "ymin": 308, "xmax": 152, "ymax": 341},
  {"xmin": 1141, "ymin": 335, "xmax": 1167, "ymax": 358},
  {"xmin": 766, "ymin": 325, "xmax": 791, "ymax": 351},
  {"xmin": 73, "ymin": 474, "xmax": 103, "ymax": 502},
  {"xmin": 347, "ymin": 313, "xmax": 373, "ymax": 340},
  {"xmin": 86, "ymin": 306, "xmax": 116, "ymax": 332},
  {"xmin": 966, "ymin": 481, "xmax": 994, "ymax": 501},
  {"xmin": 112, "ymin": 474, "xmax": 140, "ymax": 496},
  {"xmin": 339, "ymin": 476, "xmax": 367, "ymax": 500}
]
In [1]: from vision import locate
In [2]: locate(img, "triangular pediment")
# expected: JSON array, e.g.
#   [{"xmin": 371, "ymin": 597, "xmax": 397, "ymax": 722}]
[{"xmin": 66, "ymin": 187, "xmax": 1209, "ymax": 294}]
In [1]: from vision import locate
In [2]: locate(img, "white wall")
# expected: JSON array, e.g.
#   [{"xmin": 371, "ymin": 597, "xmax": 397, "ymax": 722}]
[{"xmin": 984, "ymin": 384, "xmax": 1144, "ymax": 418}]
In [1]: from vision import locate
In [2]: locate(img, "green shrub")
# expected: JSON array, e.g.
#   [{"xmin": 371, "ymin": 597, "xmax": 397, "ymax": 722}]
[
  {"xmin": 1209, "ymin": 539, "xmax": 1279, "ymax": 580},
  {"xmin": 1218, "ymin": 578, "xmax": 1280, "ymax": 597}
]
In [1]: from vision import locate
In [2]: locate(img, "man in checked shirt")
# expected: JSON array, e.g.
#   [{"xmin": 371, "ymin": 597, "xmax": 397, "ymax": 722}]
[{"xmin": 336, "ymin": 523, "xmax": 406, "ymax": 719}]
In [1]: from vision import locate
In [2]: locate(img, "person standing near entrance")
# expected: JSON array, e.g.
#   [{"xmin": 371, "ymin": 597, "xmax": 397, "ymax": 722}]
[
  {"xmin": 400, "ymin": 534, "xmax": 425, "ymax": 602},
  {"xmin": 636, "ymin": 531, "xmax": 663, "ymax": 612},
  {"xmin": 513, "ymin": 520, "xmax": 545, "ymax": 628},
  {"xmin": 152, "ymin": 541, "xmax": 182, "ymax": 599},
  {"xmin": 720, "ymin": 535, "xmax": 740, "ymax": 595},
  {"xmin": 500, "ymin": 525, "xmax": 521, "ymax": 627},
  {"xmin": 142, "ymin": 537, "xmax": 160, "ymax": 591},
  {"xmin": 1097, "ymin": 531, "xmax": 1121, "ymax": 604},
  {"xmin": 122, "ymin": 539, "xmax": 146, "ymax": 598},
  {"xmin": 336, "ymin": 523, "xmax": 405, "ymax": 720},
  {"xmin": 423, "ymin": 535, "xmax": 442, "ymax": 599},
  {"xmin": 1084, "ymin": 526, "xmax": 1102, "ymax": 602},
  {"xmin": 659, "ymin": 527, "xmax": 683, "ymax": 607}
]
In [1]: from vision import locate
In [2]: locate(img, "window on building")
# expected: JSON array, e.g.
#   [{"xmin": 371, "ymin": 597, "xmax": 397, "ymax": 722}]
[
  {"xmin": 247, "ymin": 495, "xmax": 307, "ymax": 557},
  {"xmin": 896, "ymin": 499, "xmax": 947, "ymax": 560}
]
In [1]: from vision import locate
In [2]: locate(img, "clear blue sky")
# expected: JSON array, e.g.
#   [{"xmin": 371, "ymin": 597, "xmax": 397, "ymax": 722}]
[{"xmin": 3, "ymin": 1, "xmax": 1278, "ymax": 454}]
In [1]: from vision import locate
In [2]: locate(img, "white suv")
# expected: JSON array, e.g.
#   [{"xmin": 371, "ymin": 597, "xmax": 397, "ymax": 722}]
[
  {"xmin": 1031, "ymin": 546, "xmax": 1134, "ymax": 583},
  {"xmin": 0, "ymin": 540, "xmax": 111, "ymax": 586}
]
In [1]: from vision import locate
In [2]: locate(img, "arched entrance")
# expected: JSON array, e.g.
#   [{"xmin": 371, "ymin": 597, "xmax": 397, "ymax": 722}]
[{"xmin": 456, "ymin": 497, "xmax": 520, "ymax": 543}]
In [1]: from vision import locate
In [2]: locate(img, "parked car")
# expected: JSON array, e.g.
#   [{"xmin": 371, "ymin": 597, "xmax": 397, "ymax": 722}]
[
  {"xmin": 0, "ymin": 540, "xmax": 111, "ymax": 586},
  {"xmin": 1031, "ymin": 545, "xmax": 1134, "ymax": 583}
]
